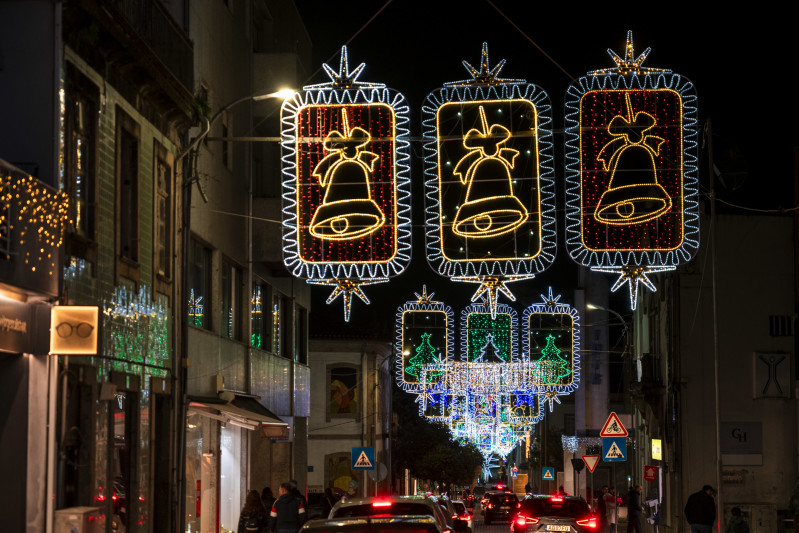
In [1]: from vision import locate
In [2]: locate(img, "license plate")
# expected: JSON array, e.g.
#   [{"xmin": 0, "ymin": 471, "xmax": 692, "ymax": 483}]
[{"xmin": 545, "ymin": 526, "xmax": 570, "ymax": 532}]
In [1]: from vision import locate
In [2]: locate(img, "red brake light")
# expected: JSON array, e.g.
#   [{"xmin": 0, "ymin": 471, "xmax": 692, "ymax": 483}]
[
  {"xmin": 576, "ymin": 517, "xmax": 599, "ymax": 529},
  {"xmin": 487, "ymin": 503, "xmax": 494, "ymax": 509},
  {"xmin": 550, "ymin": 496, "xmax": 564, "ymax": 503},
  {"xmin": 515, "ymin": 516, "xmax": 539, "ymax": 526},
  {"xmin": 372, "ymin": 501, "xmax": 393, "ymax": 508}
]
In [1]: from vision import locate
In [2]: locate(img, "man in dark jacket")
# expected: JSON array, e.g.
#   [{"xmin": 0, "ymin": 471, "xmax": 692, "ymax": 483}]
[
  {"xmin": 684, "ymin": 485, "xmax": 716, "ymax": 533},
  {"xmin": 269, "ymin": 482, "xmax": 307, "ymax": 533},
  {"xmin": 627, "ymin": 485, "xmax": 643, "ymax": 533}
]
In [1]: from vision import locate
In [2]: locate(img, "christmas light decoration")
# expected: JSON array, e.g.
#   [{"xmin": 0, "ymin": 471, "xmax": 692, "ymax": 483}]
[
  {"xmin": 395, "ymin": 285, "xmax": 454, "ymax": 392},
  {"xmin": 522, "ymin": 287, "xmax": 581, "ymax": 409},
  {"xmin": 564, "ymin": 31, "xmax": 699, "ymax": 309},
  {"xmin": 282, "ymin": 46, "xmax": 411, "ymax": 321},
  {"xmin": 461, "ymin": 302, "xmax": 518, "ymax": 362},
  {"xmin": 103, "ymin": 284, "xmax": 169, "ymax": 369},
  {"xmin": 0, "ymin": 172, "xmax": 70, "ymax": 274},
  {"xmin": 423, "ymin": 43, "xmax": 556, "ymax": 318}
]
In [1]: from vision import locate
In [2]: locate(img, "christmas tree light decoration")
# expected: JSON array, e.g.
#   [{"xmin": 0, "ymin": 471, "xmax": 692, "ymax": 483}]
[
  {"xmin": 282, "ymin": 46, "xmax": 411, "ymax": 320},
  {"xmin": 564, "ymin": 31, "xmax": 699, "ymax": 309},
  {"xmin": 423, "ymin": 43, "xmax": 556, "ymax": 316},
  {"xmin": 188, "ymin": 288, "xmax": 204, "ymax": 327},
  {"xmin": 462, "ymin": 302, "xmax": 518, "ymax": 362},
  {"xmin": 395, "ymin": 286, "xmax": 454, "ymax": 392},
  {"xmin": 522, "ymin": 287, "xmax": 581, "ymax": 409}
]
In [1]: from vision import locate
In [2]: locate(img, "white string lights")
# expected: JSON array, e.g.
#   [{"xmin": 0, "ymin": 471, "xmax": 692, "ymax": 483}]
[{"xmin": 396, "ymin": 287, "xmax": 580, "ymax": 457}]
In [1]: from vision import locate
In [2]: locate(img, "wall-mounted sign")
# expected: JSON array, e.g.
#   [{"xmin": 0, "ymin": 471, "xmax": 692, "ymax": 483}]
[{"xmin": 50, "ymin": 305, "xmax": 98, "ymax": 355}]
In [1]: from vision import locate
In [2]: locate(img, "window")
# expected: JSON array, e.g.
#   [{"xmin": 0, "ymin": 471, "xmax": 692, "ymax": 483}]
[
  {"xmin": 116, "ymin": 107, "xmax": 140, "ymax": 281},
  {"xmin": 64, "ymin": 63, "xmax": 98, "ymax": 260},
  {"xmin": 154, "ymin": 141, "xmax": 173, "ymax": 280},
  {"xmin": 272, "ymin": 292, "xmax": 282, "ymax": 355},
  {"xmin": 221, "ymin": 258, "xmax": 241, "ymax": 339},
  {"xmin": 251, "ymin": 280, "xmax": 269, "ymax": 349},
  {"xmin": 189, "ymin": 238, "xmax": 211, "ymax": 329},
  {"xmin": 294, "ymin": 305, "xmax": 307, "ymax": 363},
  {"xmin": 328, "ymin": 365, "xmax": 358, "ymax": 417}
]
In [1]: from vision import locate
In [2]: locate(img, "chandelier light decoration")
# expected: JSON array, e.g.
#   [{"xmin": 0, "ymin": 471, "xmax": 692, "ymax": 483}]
[
  {"xmin": 564, "ymin": 31, "xmax": 699, "ymax": 309},
  {"xmin": 396, "ymin": 286, "xmax": 579, "ymax": 457},
  {"xmin": 422, "ymin": 43, "xmax": 556, "ymax": 319},
  {"xmin": 281, "ymin": 47, "xmax": 412, "ymax": 320}
]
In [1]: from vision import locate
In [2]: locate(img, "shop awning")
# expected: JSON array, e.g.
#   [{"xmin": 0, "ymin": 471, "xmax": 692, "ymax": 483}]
[{"xmin": 188, "ymin": 395, "xmax": 289, "ymax": 437}]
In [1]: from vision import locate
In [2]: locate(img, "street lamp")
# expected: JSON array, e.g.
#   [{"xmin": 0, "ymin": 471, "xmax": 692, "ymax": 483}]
[{"xmin": 175, "ymin": 87, "xmax": 294, "ymax": 533}]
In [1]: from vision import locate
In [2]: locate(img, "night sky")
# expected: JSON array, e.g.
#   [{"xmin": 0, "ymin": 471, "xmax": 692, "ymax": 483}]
[{"xmin": 293, "ymin": 0, "xmax": 797, "ymax": 332}]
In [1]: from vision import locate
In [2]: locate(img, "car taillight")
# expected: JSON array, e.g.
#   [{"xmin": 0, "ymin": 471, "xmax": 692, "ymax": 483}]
[
  {"xmin": 487, "ymin": 503, "xmax": 494, "ymax": 509},
  {"xmin": 550, "ymin": 496, "xmax": 564, "ymax": 503},
  {"xmin": 576, "ymin": 517, "xmax": 599, "ymax": 529},
  {"xmin": 515, "ymin": 516, "xmax": 539, "ymax": 526},
  {"xmin": 372, "ymin": 501, "xmax": 392, "ymax": 508},
  {"xmin": 516, "ymin": 502, "xmax": 521, "ymax": 508},
  {"xmin": 463, "ymin": 515, "xmax": 472, "ymax": 521}
]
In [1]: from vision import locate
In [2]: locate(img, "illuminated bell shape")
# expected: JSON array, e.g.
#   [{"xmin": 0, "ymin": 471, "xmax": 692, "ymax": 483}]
[
  {"xmin": 453, "ymin": 158, "xmax": 528, "ymax": 238},
  {"xmin": 595, "ymin": 115, "xmax": 672, "ymax": 225},
  {"xmin": 309, "ymin": 158, "xmax": 385, "ymax": 240}
]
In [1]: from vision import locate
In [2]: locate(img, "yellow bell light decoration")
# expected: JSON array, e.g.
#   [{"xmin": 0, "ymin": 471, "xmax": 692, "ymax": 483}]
[
  {"xmin": 281, "ymin": 47, "xmax": 412, "ymax": 321},
  {"xmin": 564, "ymin": 31, "xmax": 699, "ymax": 309},
  {"xmin": 423, "ymin": 43, "xmax": 557, "ymax": 319}
]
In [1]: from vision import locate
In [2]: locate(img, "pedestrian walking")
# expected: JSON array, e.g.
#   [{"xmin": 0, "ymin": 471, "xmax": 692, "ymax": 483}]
[
  {"xmin": 684, "ymin": 485, "xmax": 716, "ymax": 533},
  {"xmin": 239, "ymin": 490, "xmax": 268, "ymax": 533},
  {"xmin": 725, "ymin": 507, "xmax": 749, "ymax": 533},
  {"xmin": 604, "ymin": 488, "xmax": 617, "ymax": 533},
  {"xmin": 289, "ymin": 479, "xmax": 307, "ymax": 506},
  {"xmin": 261, "ymin": 487, "xmax": 275, "ymax": 512},
  {"xmin": 269, "ymin": 482, "xmax": 307, "ymax": 533},
  {"xmin": 597, "ymin": 486, "xmax": 608, "ymax": 532},
  {"xmin": 626, "ymin": 485, "xmax": 643, "ymax": 533}
]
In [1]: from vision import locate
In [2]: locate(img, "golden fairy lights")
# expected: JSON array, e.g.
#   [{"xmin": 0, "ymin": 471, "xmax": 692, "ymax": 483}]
[{"xmin": 1, "ymin": 172, "xmax": 70, "ymax": 274}]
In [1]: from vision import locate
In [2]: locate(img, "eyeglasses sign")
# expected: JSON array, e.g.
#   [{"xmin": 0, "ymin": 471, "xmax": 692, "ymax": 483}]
[{"xmin": 50, "ymin": 306, "xmax": 99, "ymax": 355}]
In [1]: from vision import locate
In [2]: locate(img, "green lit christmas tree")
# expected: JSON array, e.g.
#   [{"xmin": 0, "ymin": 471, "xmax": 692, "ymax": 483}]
[
  {"xmin": 406, "ymin": 332, "xmax": 444, "ymax": 382},
  {"xmin": 534, "ymin": 334, "xmax": 571, "ymax": 384},
  {"xmin": 475, "ymin": 333, "xmax": 505, "ymax": 363}
]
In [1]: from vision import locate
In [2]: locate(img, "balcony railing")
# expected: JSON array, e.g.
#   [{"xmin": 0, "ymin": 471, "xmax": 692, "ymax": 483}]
[{"xmin": 108, "ymin": 0, "xmax": 193, "ymax": 92}]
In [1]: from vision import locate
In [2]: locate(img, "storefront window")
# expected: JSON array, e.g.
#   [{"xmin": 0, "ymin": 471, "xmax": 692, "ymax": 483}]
[{"xmin": 220, "ymin": 425, "xmax": 244, "ymax": 533}]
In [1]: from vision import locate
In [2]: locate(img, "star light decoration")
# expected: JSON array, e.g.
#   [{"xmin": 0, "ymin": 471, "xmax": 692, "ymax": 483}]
[
  {"xmin": 423, "ymin": 43, "xmax": 557, "ymax": 320},
  {"xmin": 564, "ymin": 31, "xmax": 699, "ymax": 309},
  {"xmin": 395, "ymin": 287, "xmax": 580, "ymax": 458},
  {"xmin": 281, "ymin": 46, "xmax": 412, "ymax": 321}
]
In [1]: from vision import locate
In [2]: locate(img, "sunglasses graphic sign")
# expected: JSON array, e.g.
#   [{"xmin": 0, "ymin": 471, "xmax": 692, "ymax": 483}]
[{"xmin": 50, "ymin": 305, "xmax": 99, "ymax": 355}]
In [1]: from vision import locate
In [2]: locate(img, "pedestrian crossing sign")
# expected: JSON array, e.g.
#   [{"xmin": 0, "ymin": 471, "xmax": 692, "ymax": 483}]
[
  {"xmin": 352, "ymin": 447, "xmax": 375, "ymax": 470},
  {"xmin": 602, "ymin": 437, "xmax": 627, "ymax": 462},
  {"xmin": 542, "ymin": 467, "xmax": 555, "ymax": 481}
]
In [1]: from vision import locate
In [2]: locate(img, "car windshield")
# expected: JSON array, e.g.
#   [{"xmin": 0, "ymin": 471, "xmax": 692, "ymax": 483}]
[
  {"xmin": 490, "ymin": 494, "xmax": 518, "ymax": 505},
  {"xmin": 520, "ymin": 498, "xmax": 591, "ymax": 517},
  {"xmin": 452, "ymin": 502, "xmax": 467, "ymax": 514},
  {"xmin": 333, "ymin": 503, "xmax": 436, "ymax": 519}
]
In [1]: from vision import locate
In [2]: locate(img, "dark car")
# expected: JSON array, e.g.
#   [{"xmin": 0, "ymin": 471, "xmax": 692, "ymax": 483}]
[
  {"xmin": 511, "ymin": 495, "xmax": 599, "ymax": 532},
  {"xmin": 451, "ymin": 500, "xmax": 473, "ymax": 531},
  {"xmin": 301, "ymin": 515, "xmax": 444, "ymax": 533},
  {"xmin": 483, "ymin": 492, "xmax": 520, "ymax": 525},
  {"xmin": 329, "ymin": 495, "xmax": 453, "ymax": 532},
  {"xmin": 427, "ymin": 494, "xmax": 471, "ymax": 533}
]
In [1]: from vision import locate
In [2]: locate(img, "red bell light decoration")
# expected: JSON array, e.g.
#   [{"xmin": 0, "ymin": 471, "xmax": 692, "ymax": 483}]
[
  {"xmin": 281, "ymin": 47, "xmax": 412, "ymax": 320},
  {"xmin": 564, "ymin": 32, "xmax": 699, "ymax": 309}
]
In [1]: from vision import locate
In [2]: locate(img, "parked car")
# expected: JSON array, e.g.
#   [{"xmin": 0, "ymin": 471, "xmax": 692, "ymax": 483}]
[
  {"xmin": 329, "ymin": 495, "xmax": 458, "ymax": 532},
  {"xmin": 301, "ymin": 515, "xmax": 444, "ymax": 533},
  {"xmin": 483, "ymin": 492, "xmax": 520, "ymax": 525},
  {"xmin": 511, "ymin": 495, "xmax": 599, "ymax": 532},
  {"xmin": 451, "ymin": 500, "xmax": 473, "ymax": 531}
]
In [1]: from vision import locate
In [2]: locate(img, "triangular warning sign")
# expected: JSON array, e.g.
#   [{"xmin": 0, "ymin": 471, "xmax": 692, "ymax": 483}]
[
  {"xmin": 543, "ymin": 469, "xmax": 554, "ymax": 480},
  {"xmin": 354, "ymin": 451, "xmax": 373, "ymax": 468},
  {"xmin": 600, "ymin": 412, "xmax": 628, "ymax": 437},
  {"xmin": 582, "ymin": 455, "xmax": 600, "ymax": 473},
  {"xmin": 604, "ymin": 442, "xmax": 625, "ymax": 460}
]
